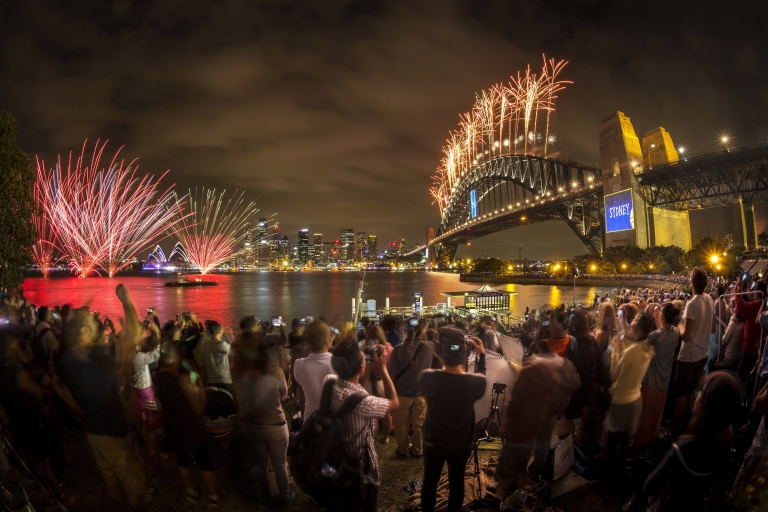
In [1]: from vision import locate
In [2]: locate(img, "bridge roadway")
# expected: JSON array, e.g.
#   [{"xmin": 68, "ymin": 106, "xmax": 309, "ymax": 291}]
[{"xmin": 407, "ymin": 142, "xmax": 768, "ymax": 257}]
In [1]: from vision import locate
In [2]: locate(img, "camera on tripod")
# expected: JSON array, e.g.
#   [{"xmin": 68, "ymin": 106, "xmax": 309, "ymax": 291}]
[{"xmin": 492, "ymin": 382, "xmax": 507, "ymax": 393}]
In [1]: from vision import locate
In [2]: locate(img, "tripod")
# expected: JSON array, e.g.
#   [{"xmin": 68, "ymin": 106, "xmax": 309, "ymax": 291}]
[{"xmin": 471, "ymin": 383, "xmax": 506, "ymax": 498}]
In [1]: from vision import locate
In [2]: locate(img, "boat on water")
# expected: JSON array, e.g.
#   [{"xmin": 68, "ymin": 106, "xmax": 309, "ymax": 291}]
[{"xmin": 165, "ymin": 275, "xmax": 218, "ymax": 287}]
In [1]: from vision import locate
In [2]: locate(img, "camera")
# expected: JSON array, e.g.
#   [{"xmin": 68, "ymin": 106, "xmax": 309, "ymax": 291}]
[
  {"xmin": 363, "ymin": 344, "xmax": 382, "ymax": 362},
  {"xmin": 272, "ymin": 316, "xmax": 282, "ymax": 327},
  {"xmin": 492, "ymin": 382, "xmax": 507, "ymax": 393},
  {"xmin": 147, "ymin": 308, "xmax": 153, "ymax": 314}
]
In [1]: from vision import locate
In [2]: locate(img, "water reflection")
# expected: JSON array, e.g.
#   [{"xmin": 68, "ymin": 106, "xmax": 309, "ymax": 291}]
[{"xmin": 23, "ymin": 273, "xmax": 611, "ymax": 328}]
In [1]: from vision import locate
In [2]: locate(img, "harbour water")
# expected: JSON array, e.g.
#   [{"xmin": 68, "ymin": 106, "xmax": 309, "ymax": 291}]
[{"xmin": 22, "ymin": 272, "xmax": 610, "ymax": 329}]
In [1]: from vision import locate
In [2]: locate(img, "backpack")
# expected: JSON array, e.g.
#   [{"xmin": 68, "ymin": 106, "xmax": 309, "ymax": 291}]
[{"xmin": 287, "ymin": 379, "xmax": 370, "ymax": 511}]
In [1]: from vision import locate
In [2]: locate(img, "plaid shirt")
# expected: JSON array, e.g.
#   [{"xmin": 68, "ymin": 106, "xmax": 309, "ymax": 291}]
[{"xmin": 322, "ymin": 374, "xmax": 389, "ymax": 487}]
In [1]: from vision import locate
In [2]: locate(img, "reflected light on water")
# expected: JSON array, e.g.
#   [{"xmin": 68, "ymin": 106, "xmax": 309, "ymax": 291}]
[{"xmin": 23, "ymin": 274, "xmax": 611, "ymax": 328}]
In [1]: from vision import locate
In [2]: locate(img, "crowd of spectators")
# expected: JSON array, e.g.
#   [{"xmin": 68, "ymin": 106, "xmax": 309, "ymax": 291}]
[{"xmin": 0, "ymin": 267, "xmax": 766, "ymax": 511}]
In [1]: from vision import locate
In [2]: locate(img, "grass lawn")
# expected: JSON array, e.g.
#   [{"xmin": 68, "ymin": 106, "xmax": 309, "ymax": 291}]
[{"xmin": 17, "ymin": 425, "xmax": 622, "ymax": 512}]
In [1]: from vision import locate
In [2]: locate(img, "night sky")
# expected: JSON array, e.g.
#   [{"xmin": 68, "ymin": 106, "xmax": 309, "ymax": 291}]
[{"xmin": 2, "ymin": 1, "xmax": 767, "ymax": 260}]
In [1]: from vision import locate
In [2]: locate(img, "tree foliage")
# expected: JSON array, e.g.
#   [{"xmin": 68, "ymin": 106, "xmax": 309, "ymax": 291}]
[
  {"xmin": 759, "ymin": 231, "xmax": 768, "ymax": 247},
  {"xmin": 472, "ymin": 257, "xmax": 506, "ymax": 273},
  {"xmin": 0, "ymin": 111, "xmax": 35, "ymax": 291}
]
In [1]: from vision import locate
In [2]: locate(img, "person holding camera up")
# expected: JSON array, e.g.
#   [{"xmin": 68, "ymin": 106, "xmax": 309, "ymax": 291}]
[
  {"xmin": 418, "ymin": 327, "xmax": 486, "ymax": 512},
  {"xmin": 388, "ymin": 322, "xmax": 435, "ymax": 458}
]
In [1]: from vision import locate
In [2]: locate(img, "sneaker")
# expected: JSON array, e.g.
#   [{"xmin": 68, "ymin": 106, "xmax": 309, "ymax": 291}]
[
  {"xmin": 279, "ymin": 491, "xmax": 296, "ymax": 506},
  {"xmin": 186, "ymin": 488, "xmax": 200, "ymax": 504},
  {"xmin": 208, "ymin": 493, "xmax": 225, "ymax": 507}
]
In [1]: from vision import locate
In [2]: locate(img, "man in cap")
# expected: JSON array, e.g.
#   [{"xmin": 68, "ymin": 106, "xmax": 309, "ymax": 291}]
[{"xmin": 418, "ymin": 327, "xmax": 487, "ymax": 512}]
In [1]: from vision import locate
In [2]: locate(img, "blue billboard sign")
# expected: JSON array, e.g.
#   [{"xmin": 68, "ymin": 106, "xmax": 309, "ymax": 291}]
[
  {"xmin": 470, "ymin": 189, "xmax": 478, "ymax": 218},
  {"xmin": 605, "ymin": 189, "xmax": 634, "ymax": 233}
]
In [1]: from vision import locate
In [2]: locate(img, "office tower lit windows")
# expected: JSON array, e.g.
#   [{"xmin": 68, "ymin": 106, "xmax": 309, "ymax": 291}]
[
  {"xmin": 297, "ymin": 229, "xmax": 309, "ymax": 264},
  {"xmin": 340, "ymin": 228, "xmax": 354, "ymax": 262},
  {"xmin": 356, "ymin": 231, "xmax": 367, "ymax": 259},
  {"xmin": 368, "ymin": 235, "xmax": 377, "ymax": 258}
]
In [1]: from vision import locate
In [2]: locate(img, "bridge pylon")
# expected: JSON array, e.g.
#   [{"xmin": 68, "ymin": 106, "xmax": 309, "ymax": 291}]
[{"xmin": 599, "ymin": 112, "xmax": 692, "ymax": 250}]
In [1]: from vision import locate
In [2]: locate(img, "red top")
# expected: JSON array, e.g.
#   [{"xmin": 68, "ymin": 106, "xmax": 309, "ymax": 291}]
[
  {"xmin": 733, "ymin": 296, "xmax": 762, "ymax": 353},
  {"xmin": 545, "ymin": 336, "xmax": 571, "ymax": 357}
]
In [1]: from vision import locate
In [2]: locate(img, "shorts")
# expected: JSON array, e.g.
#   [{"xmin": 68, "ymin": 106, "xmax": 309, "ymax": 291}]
[
  {"xmin": 674, "ymin": 358, "xmax": 707, "ymax": 397},
  {"xmin": 176, "ymin": 441, "xmax": 213, "ymax": 472}
]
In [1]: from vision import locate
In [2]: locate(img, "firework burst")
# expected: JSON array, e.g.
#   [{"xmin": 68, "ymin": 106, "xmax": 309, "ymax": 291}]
[
  {"xmin": 31, "ymin": 174, "xmax": 61, "ymax": 277},
  {"xmin": 430, "ymin": 55, "xmax": 571, "ymax": 214},
  {"xmin": 170, "ymin": 188, "xmax": 259, "ymax": 274},
  {"xmin": 36, "ymin": 140, "xmax": 189, "ymax": 277}
]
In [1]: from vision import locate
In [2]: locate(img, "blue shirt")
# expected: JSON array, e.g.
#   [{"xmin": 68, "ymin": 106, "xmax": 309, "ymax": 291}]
[{"xmin": 385, "ymin": 331, "xmax": 403, "ymax": 347}]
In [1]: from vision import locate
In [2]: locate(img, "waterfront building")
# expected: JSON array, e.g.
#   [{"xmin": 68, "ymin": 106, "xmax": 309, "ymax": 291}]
[
  {"xmin": 313, "ymin": 234, "xmax": 323, "ymax": 265},
  {"xmin": 298, "ymin": 229, "xmax": 309, "ymax": 265},
  {"xmin": 368, "ymin": 234, "xmax": 378, "ymax": 259},
  {"xmin": 257, "ymin": 240, "xmax": 271, "ymax": 267},
  {"xmin": 340, "ymin": 228, "xmax": 354, "ymax": 262},
  {"xmin": 356, "ymin": 231, "xmax": 367, "ymax": 260},
  {"xmin": 257, "ymin": 218, "xmax": 268, "ymax": 243}
]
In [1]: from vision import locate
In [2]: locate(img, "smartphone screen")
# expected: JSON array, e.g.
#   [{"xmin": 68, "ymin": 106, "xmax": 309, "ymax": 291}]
[{"xmin": 271, "ymin": 316, "xmax": 280, "ymax": 326}]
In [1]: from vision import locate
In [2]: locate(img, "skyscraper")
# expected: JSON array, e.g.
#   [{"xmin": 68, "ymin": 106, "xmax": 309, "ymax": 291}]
[
  {"xmin": 356, "ymin": 231, "xmax": 367, "ymax": 259},
  {"xmin": 257, "ymin": 217, "xmax": 268, "ymax": 242},
  {"xmin": 312, "ymin": 234, "xmax": 323, "ymax": 265},
  {"xmin": 340, "ymin": 228, "xmax": 354, "ymax": 262},
  {"xmin": 297, "ymin": 229, "xmax": 309, "ymax": 265},
  {"xmin": 243, "ymin": 222, "xmax": 254, "ymax": 265},
  {"xmin": 368, "ymin": 235, "xmax": 378, "ymax": 259}
]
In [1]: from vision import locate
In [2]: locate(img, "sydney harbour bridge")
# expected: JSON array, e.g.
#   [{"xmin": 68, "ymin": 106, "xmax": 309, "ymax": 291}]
[{"xmin": 409, "ymin": 59, "xmax": 768, "ymax": 262}]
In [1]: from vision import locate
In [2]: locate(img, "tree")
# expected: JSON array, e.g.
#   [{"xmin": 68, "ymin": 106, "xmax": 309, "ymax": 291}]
[
  {"xmin": 472, "ymin": 257, "xmax": 506, "ymax": 273},
  {"xmin": 0, "ymin": 111, "xmax": 35, "ymax": 291},
  {"xmin": 759, "ymin": 231, "xmax": 768, "ymax": 247}
]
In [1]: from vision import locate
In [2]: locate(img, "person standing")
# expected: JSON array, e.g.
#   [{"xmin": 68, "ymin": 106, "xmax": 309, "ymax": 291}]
[
  {"xmin": 324, "ymin": 339, "xmax": 398, "ymax": 511},
  {"xmin": 237, "ymin": 333, "xmax": 295, "ymax": 506},
  {"xmin": 153, "ymin": 342, "xmax": 223, "ymax": 506},
  {"xmin": 199, "ymin": 321, "xmax": 233, "ymax": 394},
  {"xmin": 635, "ymin": 304, "xmax": 680, "ymax": 447},
  {"xmin": 418, "ymin": 327, "xmax": 486, "ymax": 512},
  {"xmin": 387, "ymin": 325, "xmax": 434, "ymax": 458},
  {"xmin": 604, "ymin": 312, "xmax": 655, "ymax": 482},
  {"xmin": 672, "ymin": 268, "xmax": 715, "ymax": 436},
  {"xmin": 293, "ymin": 320, "xmax": 336, "ymax": 418},
  {"xmin": 54, "ymin": 284, "xmax": 148, "ymax": 511}
]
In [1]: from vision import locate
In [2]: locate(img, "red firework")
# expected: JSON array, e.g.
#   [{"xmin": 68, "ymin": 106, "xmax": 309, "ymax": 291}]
[{"xmin": 36, "ymin": 140, "xmax": 189, "ymax": 277}]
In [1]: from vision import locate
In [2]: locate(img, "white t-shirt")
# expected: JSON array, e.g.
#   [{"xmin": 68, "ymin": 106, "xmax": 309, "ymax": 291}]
[
  {"xmin": 678, "ymin": 294, "xmax": 714, "ymax": 363},
  {"xmin": 293, "ymin": 352, "xmax": 335, "ymax": 418}
]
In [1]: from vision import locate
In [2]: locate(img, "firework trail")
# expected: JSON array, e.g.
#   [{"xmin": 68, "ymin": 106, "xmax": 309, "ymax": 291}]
[
  {"xmin": 36, "ymin": 140, "xmax": 188, "ymax": 277},
  {"xmin": 31, "ymin": 172, "xmax": 60, "ymax": 277},
  {"xmin": 170, "ymin": 188, "xmax": 259, "ymax": 275},
  {"xmin": 430, "ymin": 55, "xmax": 571, "ymax": 214}
]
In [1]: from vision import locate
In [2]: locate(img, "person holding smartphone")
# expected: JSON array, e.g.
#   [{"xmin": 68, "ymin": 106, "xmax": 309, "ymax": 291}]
[{"xmin": 418, "ymin": 327, "xmax": 486, "ymax": 512}]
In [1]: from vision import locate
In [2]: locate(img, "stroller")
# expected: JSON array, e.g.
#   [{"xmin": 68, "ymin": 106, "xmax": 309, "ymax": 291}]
[{"xmin": 204, "ymin": 386, "xmax": 238, "ymax": 445}]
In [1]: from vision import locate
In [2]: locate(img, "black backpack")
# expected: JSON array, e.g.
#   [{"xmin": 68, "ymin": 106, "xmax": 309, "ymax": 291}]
[{"xmin": 287, "ymin": 379, "xmax": 369, "ymax": 511}]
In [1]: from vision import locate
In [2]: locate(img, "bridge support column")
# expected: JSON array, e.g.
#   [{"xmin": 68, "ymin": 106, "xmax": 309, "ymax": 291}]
[
  {"xmin": 745, "ymin": 203, "xmax": 758, "ymax": 250},
  {"xmin": 730, "ymin": 196, "xmax": 757, "ymax": 251}
]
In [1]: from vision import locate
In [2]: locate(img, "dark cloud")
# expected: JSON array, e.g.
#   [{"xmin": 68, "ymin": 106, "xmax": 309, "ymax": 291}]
[{"xmin": 1, "ymin": 0, "xmax": 766, "ymax": 258}]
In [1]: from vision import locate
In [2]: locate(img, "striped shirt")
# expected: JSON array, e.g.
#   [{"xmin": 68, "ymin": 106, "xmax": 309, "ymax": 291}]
[{"xmin": 322, "ymin": 374, "xmax": 389, "ymax": 487}]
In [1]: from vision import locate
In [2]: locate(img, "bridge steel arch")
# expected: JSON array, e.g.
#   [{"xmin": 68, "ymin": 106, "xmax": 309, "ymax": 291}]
[{"xmin": 433, "ymin": 155, "xmax": 604, "ymax": 255}]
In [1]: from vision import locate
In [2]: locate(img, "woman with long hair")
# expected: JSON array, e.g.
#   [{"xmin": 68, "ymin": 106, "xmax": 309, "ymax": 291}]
[
  {"xmin": 603, "ymin": 312, "xmax": 655, "ymax": 483},
  {"xmin": 236, "ymin": 332, "xmax": 294, "ymax": 506},
  {"xmin": 363, "ymin": 324, "xmax": 394, "ymax": 444},
  {"xmin": 594, "ymin": 302, "xmax": 618, "ymax": 356}
]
